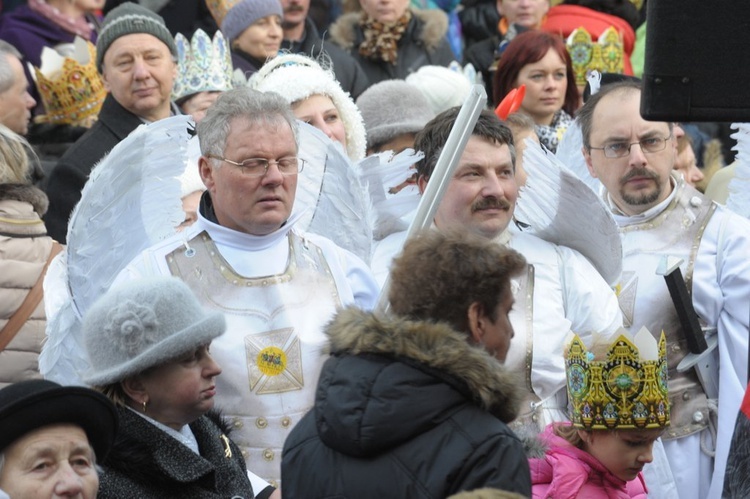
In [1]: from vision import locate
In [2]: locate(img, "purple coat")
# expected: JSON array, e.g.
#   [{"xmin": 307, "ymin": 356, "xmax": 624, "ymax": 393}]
[{"xmin": 0, "ymin": 5, "xmax": 99, "ymax": 114}]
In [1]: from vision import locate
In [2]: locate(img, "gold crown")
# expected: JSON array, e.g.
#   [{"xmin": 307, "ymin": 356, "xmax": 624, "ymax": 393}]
[
  {"xmin": 565, "ymin": 327, "xmax": 670, "ymax": 431},
  {"xmin": 172, "ymin": 29, "xmax": 233, "ymax": 101},
  {"xmin": 30, "ymin": 37, "xmax": 105, "ymax": 127},
  {"xmin": 566, "ymin": 26, "xmax": 625, "ymax": 88},
  {"xmin": 630, "ymin": 0, "xmax": 644, "ymax": 11},
  {"xmin": 205, "ymin": 0, "xmax": 242, "ymax": 26}
]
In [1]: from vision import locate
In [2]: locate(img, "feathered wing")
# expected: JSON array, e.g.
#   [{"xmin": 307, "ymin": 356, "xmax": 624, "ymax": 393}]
[
  {"xmin": 516, "ymin": 138, "xmax": 623, "ymax": 286},
  {"xmin": 356, "ymin": 148, "xmax": 424, "ymax": 241},
  {"xmin": 727, "ymin": 123, "xmax": 750, "ymax": 219},
  {"xmin": 40, "ymin": 115, "xmax": 193, "ymax": 385},
  {"xmin": 555, "ymin": 120, "xmax": 603, "ymax": 194},
  {"xmin": 293, "ymin": 122, "xmax": 375, "ymax": 263}
]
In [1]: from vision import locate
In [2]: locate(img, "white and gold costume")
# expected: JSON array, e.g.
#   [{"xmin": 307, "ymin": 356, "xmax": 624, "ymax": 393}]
[
  {"xmin": 607, "ymin": 173, "xmax": 750, "ymax": 499},
  {"xmin": 117, "ymin": 210, "xmax": 379, "ymax": 485}
]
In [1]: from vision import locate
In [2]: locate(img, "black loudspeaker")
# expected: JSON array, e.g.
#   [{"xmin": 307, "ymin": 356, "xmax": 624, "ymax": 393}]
[{"xmin": 641, "ymin": 0, "xmax": 750, "ymax": 121}]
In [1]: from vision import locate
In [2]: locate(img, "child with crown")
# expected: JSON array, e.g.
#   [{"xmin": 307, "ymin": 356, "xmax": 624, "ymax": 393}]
[{"xmin": 529, "ymin": 327, "xmax": 670, "ymax": 498}]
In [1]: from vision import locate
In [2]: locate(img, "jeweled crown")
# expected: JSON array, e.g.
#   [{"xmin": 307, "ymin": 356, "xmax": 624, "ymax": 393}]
[
  {"xmin": 565, "ymin": 327, "xmax": 670, "ymax": 430},
  {"xmin": 30, "ymin": 37, "xmax": 105, "ymax": 127},
  {"xmin": 172, "ymin": 29, "xmax": 233, "ymax": 102},
  {"xmin": 566, "ymin": 26, "xmax": 624, "ymax": 88},
  {"xmin": 205, "ymin": 0, "xmax": 242, "ymax": 26}
]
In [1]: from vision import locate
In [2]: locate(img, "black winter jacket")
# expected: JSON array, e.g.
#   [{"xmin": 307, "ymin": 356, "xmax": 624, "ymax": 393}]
[
  {"xmin": 98, "ymin": 408, "xmax": 262, "ymax": 498},
  {"xmin": 282, "ymin": 18, "xmax": 370, "ymax": 100},
  {"xmin": 44, "ymin": 94, "xmax": 143, "ymax": 243},
  {"xmin": 328, "ymin": 9, "xmax": 456, "ymax": 87},
  {"xmin": 282, "ymin": 308, "xmax": 531, "ymax": 498}
]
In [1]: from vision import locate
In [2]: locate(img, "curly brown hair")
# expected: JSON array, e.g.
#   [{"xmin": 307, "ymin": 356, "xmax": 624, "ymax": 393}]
[{"xmin": 388, "ymin": 230, "xmax": 527, "ymax": 335}]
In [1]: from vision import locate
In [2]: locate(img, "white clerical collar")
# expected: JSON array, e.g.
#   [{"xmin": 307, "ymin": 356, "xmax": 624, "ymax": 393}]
[
  {"xmin": 127, "ymin": 406, "xmax": 200, "ymax": 455},
  {"xmin": 606, "ymin": 174, "xmax": 679, "ymax": 225},
  {"xmin": 195, "ymin": 209, "xmax": 304, "ymax": 251}
]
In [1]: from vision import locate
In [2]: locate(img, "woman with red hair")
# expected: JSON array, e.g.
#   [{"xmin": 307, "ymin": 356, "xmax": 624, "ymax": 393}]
[{"xmin": 493, "ymin": 30, "xmax": 579, "ymax": 153}]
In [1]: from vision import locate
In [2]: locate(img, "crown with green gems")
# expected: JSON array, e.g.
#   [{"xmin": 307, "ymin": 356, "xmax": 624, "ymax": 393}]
[
  {"xmin": 566, "ymin": 26, "xmax": 624, "ymax": 88},
  {"xmin": 565, "ymin": 327, "xmax": 670, "ymax": 431}
]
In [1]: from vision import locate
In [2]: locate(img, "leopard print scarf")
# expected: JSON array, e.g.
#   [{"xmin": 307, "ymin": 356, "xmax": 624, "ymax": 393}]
[{"xmin": 358, "ymin": 10, "xmax": 412, "ymax": 65}]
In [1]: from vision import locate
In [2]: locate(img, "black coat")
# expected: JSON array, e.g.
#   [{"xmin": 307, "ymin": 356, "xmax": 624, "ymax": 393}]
[
  {"xmin": 282, "ymin": 308, "xmax": 531, "ymax": 498},
  {"xmin": 282, "ymin": 18, "xmax": 370, "ymax": 100},
  {"xmin": 328, "ymin": 9, "xmax": 456, "ymax": 88},
  {"xmin": 98, "ymin": 408, "xmax": 258, "ymax": 498},
  {"xmin": 43, "ymin": 94, "xmax": 143, "ymax": 243}
]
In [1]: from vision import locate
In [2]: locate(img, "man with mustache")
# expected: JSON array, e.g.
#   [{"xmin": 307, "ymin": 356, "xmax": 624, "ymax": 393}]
[
  {"xmin": 579, "ymin": 79, "xmax": 750, "ymax": 499},
  {"xmin": 373, "ymin": 108, "xmax": 623, "ymax": 435},
  {"xmin": 279, "ymin": 0, "xmax": 369, "ymax": 99},
  {"xmin": 44, "ymin": 3, "xmax": 178, "ymax": 243}
]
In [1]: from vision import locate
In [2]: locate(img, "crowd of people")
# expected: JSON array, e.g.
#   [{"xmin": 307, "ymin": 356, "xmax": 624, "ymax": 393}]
[{"xmin": 0, "ymin": 0, "xmax": 749, "ymax": 498}]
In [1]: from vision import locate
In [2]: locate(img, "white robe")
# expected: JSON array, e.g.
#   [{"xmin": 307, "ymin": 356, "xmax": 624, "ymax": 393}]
[{"xmin": 608, "ymin": 177, "xmax": 750, "ymax": 499}]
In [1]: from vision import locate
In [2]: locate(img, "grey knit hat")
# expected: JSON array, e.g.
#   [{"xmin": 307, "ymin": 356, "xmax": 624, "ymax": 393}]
[
  {"xmin": 83, "ymin": 276, "xmax": 226, "ymax": 386},
  {"xmin": 356, "ymin": 79, "xmax": 436, "ymax": 150},
  {"xmin": 96, "ymin": 3, "xmax": 178, "ymax": 72},
  {"xmin": 222, "ymin": 0, "xmax": 283, "ymax": 43}
]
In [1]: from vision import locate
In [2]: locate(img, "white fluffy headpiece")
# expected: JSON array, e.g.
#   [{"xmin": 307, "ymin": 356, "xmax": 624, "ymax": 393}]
[{"xmin": 248, "ymin": 53, "xmax": 366, "ymax": 162}]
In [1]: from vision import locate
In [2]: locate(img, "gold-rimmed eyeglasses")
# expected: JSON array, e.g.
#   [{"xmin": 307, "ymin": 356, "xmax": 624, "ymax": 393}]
[
  {"xmin": 206, "ymin": 155, "xmax": 305, "ymax": 177},
  {"xmin": 589, "ymin": 136, "xmax": 672, "ymax": 158}
]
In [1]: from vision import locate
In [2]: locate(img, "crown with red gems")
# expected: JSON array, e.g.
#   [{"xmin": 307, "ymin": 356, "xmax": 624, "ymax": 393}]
[
  {"xmin": 566, "ymin": 26, "xmax": 625, "ymax": 88},
  {"xmin": 30, "ymin": 37, "xmax": 105, "ymax": 127},
  {"xmin": 565, "ymin": 327, "xmax": 670, "ymax": 430}
]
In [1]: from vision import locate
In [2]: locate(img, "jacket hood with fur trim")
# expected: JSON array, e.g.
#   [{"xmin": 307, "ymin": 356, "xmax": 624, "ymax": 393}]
[
  {"xmin": 315, "ymin": 307, "xmax": 523, "ymax": 457},
  {"xmin": 0, "ymin": 183, "xmax": 49, "ymax": 218},
  {"xmin": 329, "ymin": 8, "xmax": 449, "ymax": 53}
]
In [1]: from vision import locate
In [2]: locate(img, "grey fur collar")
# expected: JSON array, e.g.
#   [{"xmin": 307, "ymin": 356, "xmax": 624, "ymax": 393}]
[
  {"xmin": 326, "ymin": 307, "xmax": 523, "ymax": 423},
  {"xmin": 329, "ymin": 9, "xmax": 449, "ymax": 52},
  {"xmin": 0, "ymin": 183, "xmax": 49, "ymax": 216}
]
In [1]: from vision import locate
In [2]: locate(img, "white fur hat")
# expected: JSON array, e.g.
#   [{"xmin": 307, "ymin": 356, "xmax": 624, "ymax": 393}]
[
  {"xmin": 83, "ymin": 276, "xmax": 226, "ymax": 386},
  {"xmin": 248, "ymin": 53, "xmax": 366, "ymax": 161},
  {"xmin": 405, "ymin": 65, "xmax": 473, "ymax": 115}
]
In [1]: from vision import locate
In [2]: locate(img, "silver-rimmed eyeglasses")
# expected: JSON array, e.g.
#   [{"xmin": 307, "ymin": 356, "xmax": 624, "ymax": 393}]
[
  {"xmin": 206, "ymin": 155, "xmax": 305, "ymax": 177},
  {"xmin": 589, "ymin": 135, "xmax": 672, "ymax": 158}
]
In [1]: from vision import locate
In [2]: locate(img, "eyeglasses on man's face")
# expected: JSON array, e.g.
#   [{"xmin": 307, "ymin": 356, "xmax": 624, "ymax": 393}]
[
  {"xmin": 589, "ymin": 135, "xmax": 672, "ymax": 159},
  {"xmin": 206, "ymin": 155, "xmax": 305, "ymax": 177}
]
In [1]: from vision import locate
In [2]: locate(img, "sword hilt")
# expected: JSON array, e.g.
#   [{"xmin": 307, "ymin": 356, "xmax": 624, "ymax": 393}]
[{"xmin": 656, "ymin": 256, "xmax": 707, "ymax": 354}]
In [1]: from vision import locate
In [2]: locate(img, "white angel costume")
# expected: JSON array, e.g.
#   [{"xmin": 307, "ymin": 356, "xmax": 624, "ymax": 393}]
[
  {"xmin": 606, "ymin": 172, "xmax": 750, "ymax": 499},
  {"xmin": 116, "ymin": 206, "xmax": 378, "ymax": 485}
]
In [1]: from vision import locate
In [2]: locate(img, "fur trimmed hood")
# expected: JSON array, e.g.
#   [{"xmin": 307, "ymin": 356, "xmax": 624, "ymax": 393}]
[
  {"xmin": 0, "ymin": 183, "xmax": 49, "ymax": 217},
  {"xmin": 325, "ymin": 307, "xmax": 523, "ymax": 422},
  {"xmin": 329, "ymin": 8, "xmax": 449, "ymax": 53}
]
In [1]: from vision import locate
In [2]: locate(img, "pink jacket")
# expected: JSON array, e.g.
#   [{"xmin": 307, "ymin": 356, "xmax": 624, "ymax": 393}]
[{"xmin": 529, "ymin": 424, "xmax": 648, "ymax": 499}]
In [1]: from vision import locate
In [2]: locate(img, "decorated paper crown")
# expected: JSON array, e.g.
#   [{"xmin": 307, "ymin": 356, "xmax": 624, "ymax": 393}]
[
  {"xmin": 172, "ymin": 29, "xmax": 233, "ymax": 102},
  {"xmin": 30, "ymin": 37, "xmax": 105, "ymax": 127},
  {"xmin": 565, "ymin": 327, "xmax": 670, "ymax": 431},
  {"xmin": 205, "ymin": 0, "xmax": 242, "ymax": 26},
  {"xmin": 566, "ymin": 26, "xmax": 624, "ymax": 88}
]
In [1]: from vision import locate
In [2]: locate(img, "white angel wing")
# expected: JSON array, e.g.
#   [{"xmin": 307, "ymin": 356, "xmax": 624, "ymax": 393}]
[
  {"xmin": 356, "ymin": 148, "xmax": 424, "ymax": 241},
  {"xmin": 40, "ymin": 115, "xmax": 192, "ymax": 385},
  {"xmin": 727, "ymin": 123, "xmax": 750, "ymax": 219},
  {"xmin": 293, "ymin": 121, "xmax": 375, "ymax": 263},
  {"xmin": 555, "ymin": 120, "xmax": 603, "ymax": 194},
  {"xmin": 516, "ymin": 138, "xmax": 623, "ymax": 286}
]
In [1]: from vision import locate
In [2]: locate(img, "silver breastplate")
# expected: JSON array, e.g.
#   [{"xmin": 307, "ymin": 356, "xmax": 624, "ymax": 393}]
[{"xmin": 166, "ymin": 230, "xmax": 341, "ymax": 483}]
